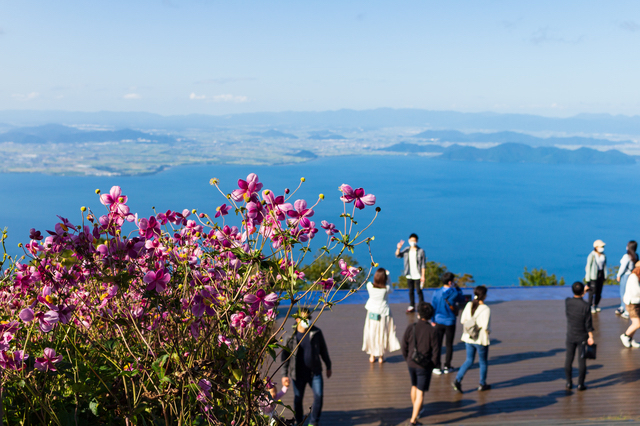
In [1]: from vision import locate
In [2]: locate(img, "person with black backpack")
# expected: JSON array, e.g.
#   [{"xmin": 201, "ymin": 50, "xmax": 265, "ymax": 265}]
[
  {"xmin": 401, "ymin": 302, "xmax": 439, "ymax": 426},
  {"xmin": 452, "ymin": 286, "xmax": 491, "ymax": 393}
]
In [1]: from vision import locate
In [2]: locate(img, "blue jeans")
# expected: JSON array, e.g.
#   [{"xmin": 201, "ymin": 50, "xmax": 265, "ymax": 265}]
[
  {"xmin": 455, "ymin": 343, "xmax": 489, "ymax": 386},
  {"xmin": 620, "ymin": 274, "xmax": 630, "ymax": 311},
  {"xmin": 293, "ymin": 374, "xmax": 323, "ymax": 425}
]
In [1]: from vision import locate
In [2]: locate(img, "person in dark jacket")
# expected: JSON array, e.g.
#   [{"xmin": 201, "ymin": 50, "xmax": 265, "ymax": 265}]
[
  {"xmin": 431, "ymin": 272, "xmax": 466, "ymax": 375},
  {"xmin": 565, "ymin": 281, "xmax": 595, "ymax": 391},
  {"xmin": 401, "ymin": 302, "xmax": 439, "ymax": 426},
  {"xmin": 281, "ymin": 308, "xmax": 332, "ymax": 426}
]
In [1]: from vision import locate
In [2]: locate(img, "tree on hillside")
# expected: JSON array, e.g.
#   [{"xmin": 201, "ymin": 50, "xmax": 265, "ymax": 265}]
[
  {"xmin": 301, "ymin": 251, "xmax": 361, "ymax": 290},
  {"xmin": 518, "ymin": 267, "xmax": 565, "ymax": 286},
  {"xmin": 394, "ymin": 261, "xmax": 473, "ymax": 288}
]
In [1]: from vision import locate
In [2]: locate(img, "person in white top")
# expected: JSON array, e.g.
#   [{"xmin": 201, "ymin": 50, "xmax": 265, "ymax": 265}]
[
  {"xmin": 585, "ymin": 239, "xmax": 607, "ymax": 314},
  {"xmin": 616, "ymin": 241, "xmax": 638, "ymax": 318},
  {"xmin": 621, "ymin": 261, "xmax": 640, "ymax": 348},
  {"xmin": 452, "ymin": 286, "xmax": 491, "ymax": 393},
  {"xmin": 362, "ymin": 268, "xmax": 401, "ymax": 363}
]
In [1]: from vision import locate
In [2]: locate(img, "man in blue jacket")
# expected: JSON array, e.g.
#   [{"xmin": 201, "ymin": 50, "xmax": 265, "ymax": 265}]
[{"xmin": 431, "ymin": 272, "xmax": 465, "ymax": 375}]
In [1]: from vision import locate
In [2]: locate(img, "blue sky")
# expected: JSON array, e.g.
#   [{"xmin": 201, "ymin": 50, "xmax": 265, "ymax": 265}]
[{"xmin": 1, "ymin": 0, "xmax": 640, "ymax": 117}]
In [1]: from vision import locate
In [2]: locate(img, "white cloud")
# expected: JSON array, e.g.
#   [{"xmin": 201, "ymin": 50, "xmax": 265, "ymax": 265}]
[
  {"xmin": 11, "ymin": 92, "xmax": 39, "ymax": 101},
  {"xmin": 123, "ymin": 93, "xmax": 141, "ymax": 100},
  {"xmin": 189, "ymin": 93, "xmax": 248, "ymax": 103}
]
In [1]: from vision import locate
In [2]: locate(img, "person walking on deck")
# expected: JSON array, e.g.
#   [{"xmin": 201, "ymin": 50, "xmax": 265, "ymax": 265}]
[
  {"xmin": 432, "ymin": 272, "xmax": 465, "ymax": 375},
  {"xmin": 401, "ymin": 302, "xmax": 439, "ymax": 426},
  {"xmin": 616, "ymin": 241, "xmax": 638, "ymax": 318},
  {"xmin": 363, "ymin": 268, "xmax": 401, "ymax": 363},
  {"xmin": 281, "ymin": 308, "xmax": 332, "ymax": 426},
  {"xmin": 452, "ymin": 286, "xmax": 491, "ymax": 393},
  {"xmin": 396, "ymin": 233, "xmax": 426, "ymax": 313},
  {"xmin": 564, "ymin": 281, "xmax": 595, "ymax": 391},
  {"xmin": 621, "ymin": 261, "xmax": 640, "ymax": 348},
  {"xmin": 585, "ymin": 240, "xmax": 607, "ymax": 314}
]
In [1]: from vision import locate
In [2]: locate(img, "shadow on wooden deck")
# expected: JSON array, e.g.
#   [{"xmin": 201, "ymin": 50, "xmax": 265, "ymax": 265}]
[{"xmin": 273, "ymin": 298, "xmax": 640, "ymax": 425}]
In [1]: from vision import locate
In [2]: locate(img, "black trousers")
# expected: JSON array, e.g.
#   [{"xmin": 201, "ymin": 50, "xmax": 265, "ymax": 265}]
[
  {"xmin": 435, "ymin": 323, "xmax": 456, "ymax": 369},
  {"xmin": 565, "ymin": 341, "xmax": 587, "ymax": 386},
  {"xmin": 407, "ymin": 278, "xmax": 424, "ymax": 307},
  {"xmin": 587, "ymin": 269, "xmax": 605, "ymax": 307}
]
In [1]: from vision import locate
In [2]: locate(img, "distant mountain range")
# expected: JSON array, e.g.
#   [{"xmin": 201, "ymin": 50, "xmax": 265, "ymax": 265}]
[
  {"xmin": 380, "ymin": 142, "xmax": 635, "ymax": 165},
  {"xmin": 0, "ymin": 124, "xmax": 179, "ymax": 144},
  {"xmin": 4, "ymin": 108, "xmax": 640, "ymax": 135},
  {"xmin": 247, "ymin": 129, "xmax": 298, "ymax": 139},
  {"xmin": 413, "ymin": 130, "xmax": 623, "ymax": 146}
]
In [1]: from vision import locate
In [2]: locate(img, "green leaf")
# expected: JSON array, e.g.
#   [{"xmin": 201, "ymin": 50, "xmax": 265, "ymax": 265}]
[{"xmin": 89, "ymin": 399, "xmax": 99, "ymax": 416}]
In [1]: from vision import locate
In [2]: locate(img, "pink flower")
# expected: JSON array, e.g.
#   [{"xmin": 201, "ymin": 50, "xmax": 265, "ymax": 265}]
[
  {"xmin": 339, "ymin": 259, "xmax": 360, "ymax": 282},
  {"xmin": 231, "ymin": 173, "xmax": 263, "ymax": 202},
  {"xmin": 143, "ymin": 269, "xmax": 171, "ymax": 293},
  {"xmin": 218, "ymin": 334, "xmax": 232, "ymax": 347},
  {"xmin": 287, "ymin": 199, "xmax": 314, "ymax": 221},
  {"xmin": 244, "ymin": 289, "xmax": 278, "ymax": 311},
  {"xmin": 34, "ymin": 348, "xmax": 63, "ymax": 372},
  {"xmin": 0, "ymin": 350, "xmax": 28, "ymax": 371},
  {"xmin": 321, "ymin": 221, "xmax": 338, "ymax": 236},
  {"xmin": 138, "ymin": 216, "xmax": 161, "ymax": 239},
  {"xmin": 100, "ymin": 186, "xmax": 128, "ymax": 206},
  {"xmin": 339, "ymin": 184, "xmax": 376, "ymax": 210},
  {"xmin": 19, "ymin": 308, "xmax": 35, "ymax": 322},
  {"xmin": 215, "ymin": 203, "xmax": 231, "ymax": 218},
  {"xmin": 319, "ymin": 278, "xmax": 335, "ymax": 290}
]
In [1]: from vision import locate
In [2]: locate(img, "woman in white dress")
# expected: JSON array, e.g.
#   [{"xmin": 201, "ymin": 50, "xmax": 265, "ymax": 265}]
[{"xmin": 362, "ymin": 268, "xmax": 401, "ymax": 363}]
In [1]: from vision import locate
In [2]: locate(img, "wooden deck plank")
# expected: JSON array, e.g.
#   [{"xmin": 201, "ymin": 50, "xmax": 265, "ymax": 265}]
[{"xmin": 272, "ymin": 298, "xmax": 640, "ymax": 425}]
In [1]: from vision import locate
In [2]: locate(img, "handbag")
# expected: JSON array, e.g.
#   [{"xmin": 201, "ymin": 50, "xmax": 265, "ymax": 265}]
[
  {"xmin": 582, "ymin": 342, "xmax": 597, "ymax": 360},
  {"xmin": 463, "ymin": 305, "xmax": 482, "ymax": 340},
  {"xmin": 411, "ymin": 323, "xmax": 435, "ymax": 370},
  {"xmin": 368, "ymin": 312, "xmax": 381, "ymax": 321}
]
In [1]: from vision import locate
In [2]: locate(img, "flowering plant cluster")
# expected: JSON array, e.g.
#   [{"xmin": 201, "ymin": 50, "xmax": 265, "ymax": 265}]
[{"xmin": 0, "ymin": 175, "xmax": 378, "ymax": 425}]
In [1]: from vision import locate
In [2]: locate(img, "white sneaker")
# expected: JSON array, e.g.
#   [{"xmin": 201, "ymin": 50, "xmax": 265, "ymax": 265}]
[
  {"xmin": 432, "ymin": 368, "xmax": 442, "ymax": 375},
  {"xmin": 591, "ymin": 307, "xmax": 597, "ymax": 314},
  {"xmin": 595, "ymin": 306, "xmax": 601, "ymax": 312},
  {"xmin": 631, "ymin": 340, "xmax": 640, "ymax": 348},
  {"xmin": 622, "ymin": 311, "xmax": 630, "ymax": 319},
  {"xmin": 621, "ymin": 334, "xmax": 632, "ymax": 348},
  {"xmin": 407, "ymin": 305, "xmax": 415, "ymax": 312}
]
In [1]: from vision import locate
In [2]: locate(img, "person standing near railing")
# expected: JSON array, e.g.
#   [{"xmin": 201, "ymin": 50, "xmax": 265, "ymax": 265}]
[
  {"xmin": 396, "ymin": 233, "xmax": 426, "ymax": 313},
  {"xmin": 616, "ymin": 241, "xmax": 638, "ymax": 318},
  {"xmin": 362, "ymin": 268, "xmax": 401, "ymax": 363},
  {"xmin": 585, "ymin": 239, "xmax": 607, "ymax": 314}
]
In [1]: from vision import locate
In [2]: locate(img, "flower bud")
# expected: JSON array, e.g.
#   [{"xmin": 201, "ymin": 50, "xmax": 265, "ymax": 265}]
[
  {"xmin": 192, "ymin": 209, "xmax": 197, "ymax": 214},
  {"xmin": 375, "ymin": 207, "xmax": 381, "ymax": 212},
  {"xmin": 210, "ymin": 178, "xmax": 219, "ymax": 186},
  {"xmin": 95, "ymin": 189, "xmax": 101, "ymax": 194},
  {"xmin": 80, "ymin": 206, "xmax": 87, "ymax": 212},
  {"xmin": 319, "ymin": 194, "xmax": 324, "ymax": 200},
  {"xmin": 17, "ymin": 243, "xmax": 22, "ymax": 248},
  {"xmin": 300, "ymin": 177, "xmax": 306, "ymax": 182},
  {"xmin": 285, "ymin": 188, "xmax": 290, "ymax": 194},
  {"xmin": 373, "ymin": 262, "xmax": 379, "ymax": 267},
  {"xmin": 199, "ymin": 213, "xmax": 205, "ymax": 218}
]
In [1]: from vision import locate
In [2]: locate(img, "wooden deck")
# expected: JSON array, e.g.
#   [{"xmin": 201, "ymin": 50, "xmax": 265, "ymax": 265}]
[{"xmin": 273, "ymin": 298, "xmax": 640, "ymax": 425}]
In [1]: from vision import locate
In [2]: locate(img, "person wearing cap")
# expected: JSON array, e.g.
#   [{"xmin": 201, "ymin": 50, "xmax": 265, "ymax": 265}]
[
  {"xmin": 621, "ymin": 261, "xmax": 640, "ymax": 348},
  {"xmin": 585, "ymin": 240, "xmax": 607, "ymax": 314}
]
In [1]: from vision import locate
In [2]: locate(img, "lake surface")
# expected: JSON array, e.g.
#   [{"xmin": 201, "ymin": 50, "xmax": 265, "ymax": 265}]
[{"xmin": 1, "ymin": 156, "xmax": 638, "ymax": 286}]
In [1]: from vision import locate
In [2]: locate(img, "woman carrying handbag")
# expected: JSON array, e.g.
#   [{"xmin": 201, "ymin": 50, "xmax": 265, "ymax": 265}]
[
  {"xmin": 362, "ymin": 268, "xmax": 401, "ymax": 363},
  {"xmin": 452, "ymin": 286, "xmax": 491, "ymax": 393}
]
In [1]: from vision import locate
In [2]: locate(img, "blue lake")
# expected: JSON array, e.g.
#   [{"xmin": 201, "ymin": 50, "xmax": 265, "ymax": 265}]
[{"xmin": 1, "ymin": 156, "xmax": 638, "ymax": 286}]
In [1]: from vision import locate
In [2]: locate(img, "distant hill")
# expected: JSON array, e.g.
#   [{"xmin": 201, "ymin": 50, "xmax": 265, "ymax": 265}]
[
  {"xmin": 0, "ymin": 124, "xmax": 178, "ymax": 144},
  {"xmin": 413, "ymin": 130, "xmax": 623, "ymax": 146},
  {"xmin": 378, "ymin": 142, "xmax": 445, "ymax": 153},
  {"xmin": 248, "ymin": 129, "xmax": 298, "ymax": 139},
  {"xmin": 308, "ymin": 130, "xmax": 346, "ymax": 140},
  {"xmin": 438, "ymin": 143, "xmax": 635, "ymax": 165},
  {"xmin": 291, "ymin": 150, "xmax": 317, "ymax": 159}
]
